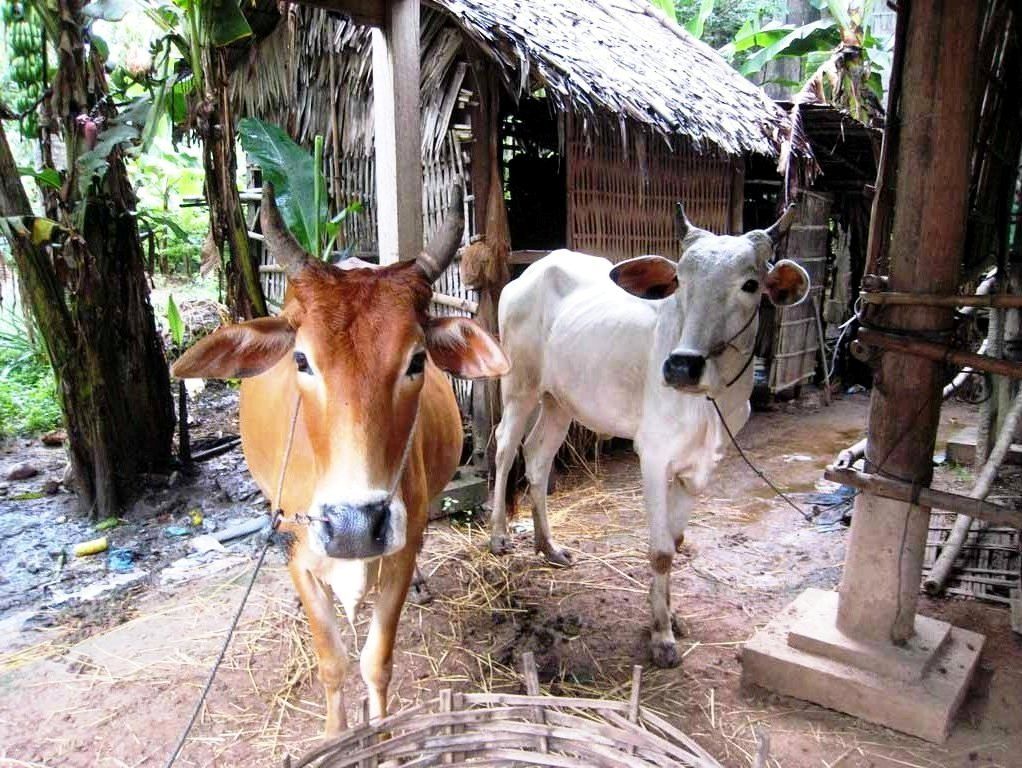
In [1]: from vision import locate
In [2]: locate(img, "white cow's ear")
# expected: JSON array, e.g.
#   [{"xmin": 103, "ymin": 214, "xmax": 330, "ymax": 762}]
[
  {"xmin": 425, "ymin": 317, "xmax": 510, "ymax": 379},
  {"xmin": 171, "ymin": 317, "xmax": 295, "ymax": 379},
  {"xmin": 764, "ymin": 259, "xmax": 810, "ymax": 307},
  {"xmin": 609, "ymin": 255, "xmax": 679, "ymax": 300}
]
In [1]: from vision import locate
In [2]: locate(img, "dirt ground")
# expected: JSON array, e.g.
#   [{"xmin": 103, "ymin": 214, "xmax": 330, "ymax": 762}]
[{"xmin": 1, "ymin": 389, "xmax": 1020, "ymax": 768}]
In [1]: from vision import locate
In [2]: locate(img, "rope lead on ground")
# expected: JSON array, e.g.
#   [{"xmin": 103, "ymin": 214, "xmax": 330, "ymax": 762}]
[{"xmin": 707, "ymin": 397, "xmax": 815, "ymax": 522}]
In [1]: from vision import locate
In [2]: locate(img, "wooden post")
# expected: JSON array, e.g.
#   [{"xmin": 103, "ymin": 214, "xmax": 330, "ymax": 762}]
[
  {"xmin": 372, "ymin": 0, "xmax": 422, "ymax": 264},
  {"xmin": 838, "ymin": 1, "xmax": 982, "ymax": 643}
]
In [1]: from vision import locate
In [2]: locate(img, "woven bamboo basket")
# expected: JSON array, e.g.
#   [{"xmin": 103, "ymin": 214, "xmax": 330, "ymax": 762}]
[{"xmin": 288, "ymin": 652, "xmax": 723, "ymax": 768}]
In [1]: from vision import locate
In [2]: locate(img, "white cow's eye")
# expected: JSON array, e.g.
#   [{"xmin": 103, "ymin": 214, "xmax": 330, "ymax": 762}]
[
  {"xmin": 406, "ymin": 351, "xmax": 426, "ymax": 377},
  {"xmin": 294, "ymin": 351, "xmax": 312, "ymax": 374},
  {"xmin": 741, "ymin": 279, "xmax": 759, "ymax": 293}
]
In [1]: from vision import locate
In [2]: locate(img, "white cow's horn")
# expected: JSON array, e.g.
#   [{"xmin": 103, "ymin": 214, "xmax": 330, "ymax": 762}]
[
  {"xmin": 674, "ymin": 202, "xmax": 695, "ymax": 241},
  {"xmin": 261, "ymin": 181, "xmax": 311, "ymax": 277},
  {"xmin": 416, "ymin": 185, "xmax": 465, "ymax": 283},
  {"xmin": 765, "ymin": 204, "xmax": 797, "ymax": 245}
]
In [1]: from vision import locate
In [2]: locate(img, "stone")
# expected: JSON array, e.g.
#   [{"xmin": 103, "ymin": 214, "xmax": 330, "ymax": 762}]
[
  {"xmin": 6, "ymin": 463, "xmax": 39, "ymax": 481},
  {"xmin": 41, "ymin": 430, "xmax": 67, "ymax": 447},
  {"xmin": 430, "ymin": 467, "xmax": 488, "ymax": 520},
  {"xmin": 742, "ymin": 588, "xmax": 984, "ymax": 743}
]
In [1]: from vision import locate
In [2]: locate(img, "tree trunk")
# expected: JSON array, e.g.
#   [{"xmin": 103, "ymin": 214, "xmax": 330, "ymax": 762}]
[
  {"xmin": 199, "ymin": 49, "xmax": 266, "ymax": 320},
  {"xmin": 0, "ymin": 0, "xmax": 175, "ymax": 519}
]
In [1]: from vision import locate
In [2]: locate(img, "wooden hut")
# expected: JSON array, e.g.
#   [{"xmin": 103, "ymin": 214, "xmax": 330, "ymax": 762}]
[{"xmin": 229, "ymin": 0, "xmax": 799, "ymax": 276}]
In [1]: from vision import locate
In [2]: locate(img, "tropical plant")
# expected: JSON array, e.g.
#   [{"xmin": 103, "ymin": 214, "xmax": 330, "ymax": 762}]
[
  {"xmin": 720, "ymin": 0, "xmax": 891, "ymax": 124},
  {"xmin": 0, "ymin": 303, "xmax": 61, "ymax": 437},
  {"xmin": 0, "ymin": 0, "xmax": 176, "ymax": 518},
  {"xmin": 675, "ymin": 0, "xmax": 784, "ymax": 47},
  {"xmin": 127, "ymin": 0, "xmax": 266, "ymax": 318},
  {"xmin": 238, "ymin": 117, "xmax": 363, "ymax": 261}
]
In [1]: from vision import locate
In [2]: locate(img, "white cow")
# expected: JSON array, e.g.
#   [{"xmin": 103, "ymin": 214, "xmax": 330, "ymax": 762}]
[{"xmin": 489, "ymin": 205, "xmax": 809, "ymax": 667}]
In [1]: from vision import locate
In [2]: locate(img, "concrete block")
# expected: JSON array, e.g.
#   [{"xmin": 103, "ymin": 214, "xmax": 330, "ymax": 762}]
[
  {"xmin": 742, "ymin": 588, "xmax": 984, "ymax": 743},
  {"xmin": 430, "ymin": 467, "xmax": 488, "ymax": 520},
  {"xmin": 787, "ymin": 590, "xmax": 950, "ymax": 682},
  {"xmin": 945, "ymin": 425, "xmax": 1022, "ymax": 466}
]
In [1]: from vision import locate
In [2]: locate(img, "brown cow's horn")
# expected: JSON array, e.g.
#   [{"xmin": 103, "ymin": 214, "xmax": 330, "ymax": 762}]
[
  {"xmin": 764, "ymin": 204, "xmax": 797, "ymax": 245},
  {"xmin": 416, "ymin": 185, "xmax": 465, "ymax": 282},
  {"xmin": 261, "ymin": 181, "xmax": 310, "ymax": 277}
]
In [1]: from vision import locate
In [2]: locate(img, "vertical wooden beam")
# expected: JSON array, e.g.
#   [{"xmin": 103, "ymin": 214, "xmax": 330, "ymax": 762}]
[
  {"xmin": 372, "ymin": 0, "xmax": 422, "ymax": 264},
  {"xmin": 838, "ymin": 0, "xmax": 982, "ymax": 643}
]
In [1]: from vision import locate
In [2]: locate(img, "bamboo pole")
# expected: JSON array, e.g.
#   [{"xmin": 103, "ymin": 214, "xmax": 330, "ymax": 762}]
[
  {"xmin": 824, "ymin": 466, "xmax": 1022, "ymax": 529},
  {"xmin": 855, "ymin": 327, "xmax": 1022, "ymax": 380},
  {"xmin": 923, "ymin": 386, "xmax": 1022, "ymax": 594},
  {"xmin": 860, "ymin": 291, "xmax": 1022, "ymax": 308}
]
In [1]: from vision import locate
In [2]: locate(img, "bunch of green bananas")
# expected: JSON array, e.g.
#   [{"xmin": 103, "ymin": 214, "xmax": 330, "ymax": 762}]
[{"xmin": 4, "ymin": 0, "xmax": 44, "ymax": 137}]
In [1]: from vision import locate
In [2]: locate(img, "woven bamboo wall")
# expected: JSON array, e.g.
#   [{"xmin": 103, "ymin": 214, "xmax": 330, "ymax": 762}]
[
  {"xmin": 769, "ymin": 190, "xmax": 831, "ymax": 393},
  {"xmin": 567, "ymin": 121, "xmax": 740, "ymax": 262}
]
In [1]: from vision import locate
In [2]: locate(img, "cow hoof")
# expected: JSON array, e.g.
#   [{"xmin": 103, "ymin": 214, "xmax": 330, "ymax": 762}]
[
  {"xmin": 541, "ymin": 547, "xmax": 573, "ymax": 568},
  {"xmin": 490, "ymin": 534, "xmax": 513, "ymax": 556},
  {"xmin": 651, "ymin": 640, "xmax": 681, "ymax": 668}
]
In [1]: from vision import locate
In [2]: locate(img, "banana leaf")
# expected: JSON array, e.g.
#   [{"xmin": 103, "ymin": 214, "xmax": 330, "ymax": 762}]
[{"xmin": 238, "ymin": 117, "xmax": 326, "ymax": 255}]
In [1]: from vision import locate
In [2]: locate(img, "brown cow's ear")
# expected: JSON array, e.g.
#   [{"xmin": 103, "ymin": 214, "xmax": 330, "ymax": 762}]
[
  {"xmin": 763, "ymin": 259, "xmax": 811, "ymax": 307},
  {"xmin": 425, "ymin": 317, "xmax": 510, "ymax": 380},
  {"xmin": 171, "ymin": 317, "xmax": 296, "ymax": 379},
  {"xmin": 609, "ymin": 256, "xmax": 679, "ymax": 300}
]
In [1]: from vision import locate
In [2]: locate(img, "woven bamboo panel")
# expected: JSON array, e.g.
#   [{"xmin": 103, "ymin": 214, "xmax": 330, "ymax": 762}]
[
  {"xmin": 923, "ymin": 513, "xmax": 1021, "ymax": 605},
  {"xmin": 567, "ymin": 120, "xmax": 739, "ymax": 262},
  {"xmin": 768, "ymin": 190, "xmax": 831, "ymax": 394}
]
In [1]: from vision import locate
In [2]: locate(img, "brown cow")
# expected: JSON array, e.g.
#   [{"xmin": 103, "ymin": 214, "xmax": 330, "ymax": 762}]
[{"xmin": 173, "ymin": 186, "xmax": 509, "ymax": 736}]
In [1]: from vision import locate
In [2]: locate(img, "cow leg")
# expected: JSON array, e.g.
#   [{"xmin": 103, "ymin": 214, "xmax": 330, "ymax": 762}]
[
  {"xmin": 360, "ymin": 552, "xmax": 415, "ymax": 720},
  {"xmin": 639, "ymin": 457, "xmax": 684, "ymax": 668},
  {"xmin": 289, "ymin": 562, "xmax": 349, "ymax": 737},
  {"xmin": 490, "ymin": 396, "xmax": 538, "ymax": 555},
  {"xmin": 523, "ymin": 395, "xmax": 573, "ymax": 566}
]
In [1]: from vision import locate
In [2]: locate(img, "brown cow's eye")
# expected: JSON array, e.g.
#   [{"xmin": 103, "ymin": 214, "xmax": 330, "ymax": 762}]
[
  {"xmin": 741, "ymin": 279, "xmax": 759, "ymax": 293},
  {"xmin": 406, "ymin": 351, "xmax": 426, "ymax": 377},
  {"xmin": 294, "ymin": 351, "xmax": 312, "ymax": 374}
]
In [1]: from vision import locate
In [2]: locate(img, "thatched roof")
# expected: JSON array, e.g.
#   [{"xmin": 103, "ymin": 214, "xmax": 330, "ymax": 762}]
[{"xmin": 230, "ymin": 0, "xmax": 793, "ymax": 159}]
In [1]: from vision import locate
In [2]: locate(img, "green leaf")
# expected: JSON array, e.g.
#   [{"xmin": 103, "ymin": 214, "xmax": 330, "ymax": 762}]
[
  {"xmin": 238, "ymin": 117, "xmax": 325, "ymax": 255},
  {"xmin": 167, "ymin": 293, "xmax": 185, "ymax": 347},
  {"xmin": 18, "ymin": 165, "xmax": 61, "ymax": 189},
  {"xmin": 82, "ymin": 0, "xmax": 133, "ymax": 22},
  {"xmin": 739, "ymin": 19, "xmax": 840, "ymax": 76},
  {"xmin": 684, "ymin": 0, "xmax": 713, "ymax": 40},
  {"xmin": 824, "ymin": 0, "xmax": 853, "ymax": 32},
  {"xmin": 91, "ymin": 33, "xmax": 109, "ymax": 61},
  {"xmin": 648, "ymin": 0, "xmax": 676, "ymax": 23},
  {"xmin": 207, "ymin": 0, "xmax": 252, "ymax": 46}
]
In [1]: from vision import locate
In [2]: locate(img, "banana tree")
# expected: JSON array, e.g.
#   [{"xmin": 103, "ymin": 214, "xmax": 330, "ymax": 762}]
[
  {"xmin": 140, "ymin": 0, "xmax": 267, "ymax": 319},
  {"xmin": 0, "ymin": 0, "xmax": 175, "ymax": 519},
  {"xmin": 720, "ymin": 0, "xmax": 891, "ymax": 125}
]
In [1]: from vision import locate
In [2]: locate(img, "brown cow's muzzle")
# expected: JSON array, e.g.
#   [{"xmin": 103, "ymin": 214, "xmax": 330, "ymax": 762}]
[{"xmin": 318, "ymin": 497, "xmax": 391, "ymax": 559}]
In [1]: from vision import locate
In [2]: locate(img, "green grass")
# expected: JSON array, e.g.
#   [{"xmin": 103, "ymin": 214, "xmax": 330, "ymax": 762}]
[{"xmin": 0, "ymin": 307, "xmax": 62, "ymax": 438}]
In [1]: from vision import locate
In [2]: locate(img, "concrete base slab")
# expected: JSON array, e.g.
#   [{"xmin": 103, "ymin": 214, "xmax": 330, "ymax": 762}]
[
  {"xmin": 946, "ymin": 425, "xmax": 1022, "ymax": 466},
  {"xmin": 742, "ymin": 588, "xmax": 985, "ymax": 743},
  {"xmin": 788, "ymin": 590, "xmax": 950, "ymax": 682}
]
